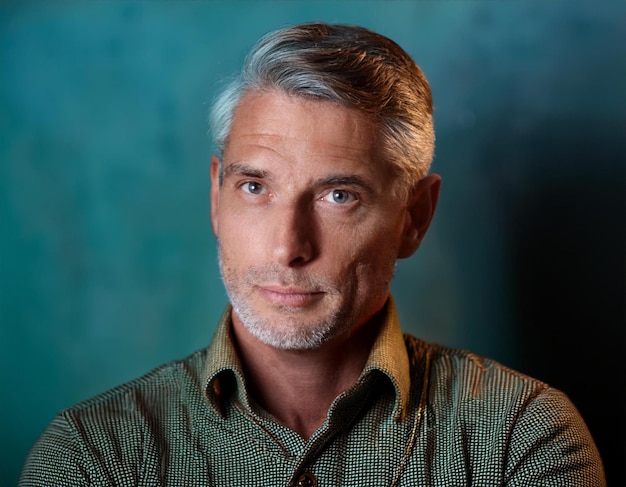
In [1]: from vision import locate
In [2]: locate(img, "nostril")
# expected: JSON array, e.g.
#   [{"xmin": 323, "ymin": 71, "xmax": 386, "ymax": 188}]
[{"xmin": 289, "ymin": 255, "xmax": 307, "ymax": 267}]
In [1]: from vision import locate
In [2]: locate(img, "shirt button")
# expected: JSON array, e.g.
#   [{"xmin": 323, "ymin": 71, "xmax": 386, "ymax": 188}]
[{"xmin": 296, "ymin": 472, "xmax": 317, "ymax": 487}]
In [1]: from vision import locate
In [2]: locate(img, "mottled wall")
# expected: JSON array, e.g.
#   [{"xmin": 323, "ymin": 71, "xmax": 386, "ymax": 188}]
[{"xmin": 1, "ymin": 2, "xmax": 624, "ymax": 485}]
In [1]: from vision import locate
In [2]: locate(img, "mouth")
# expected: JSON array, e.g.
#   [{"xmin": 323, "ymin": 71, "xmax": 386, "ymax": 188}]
[{"xmin": 257, "ymin": 285, "xmax": 325, "ymax": 308}]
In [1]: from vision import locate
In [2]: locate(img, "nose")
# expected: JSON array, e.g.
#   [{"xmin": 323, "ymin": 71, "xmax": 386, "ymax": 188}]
[{"xmin": 271, "ymin": 201, "xmax": 316, "ymax": 267}]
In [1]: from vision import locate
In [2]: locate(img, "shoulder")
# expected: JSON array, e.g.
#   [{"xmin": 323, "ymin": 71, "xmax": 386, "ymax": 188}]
[
  {"xmin": 403, "ymin": 335, "xmax": 606, "ymax": 485},
  {"xmin": 64, "ymin": 346, "xmax": 210, "ymax": 422},
  {"xmin": 404, "ymin": 334, "xmax": 549, "ymax": 407},
  {"xmin": 19, "ymin": 347, "xmax": 211, "ymax": 486},
  {"xmin": 429, "ymin": 340, "xmax": 548, "ymax": 402}
]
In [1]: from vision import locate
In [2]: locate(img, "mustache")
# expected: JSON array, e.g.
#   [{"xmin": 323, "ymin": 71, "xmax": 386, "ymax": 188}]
[
  {"xmin": 245, "ymin": 265, "xmax": 340, "ymax": 293},
  {"xmin": 216, "ymin": 242, "xmax": 342, "ymax": 293}
]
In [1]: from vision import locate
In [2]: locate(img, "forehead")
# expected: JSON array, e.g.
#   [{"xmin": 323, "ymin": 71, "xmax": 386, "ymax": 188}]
[{"xmin": 223, "ymin": 90, "xmax": 389, "ymax": 178}]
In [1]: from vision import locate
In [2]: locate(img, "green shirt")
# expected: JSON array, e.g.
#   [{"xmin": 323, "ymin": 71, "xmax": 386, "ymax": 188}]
[{"xmin": 20, "ymin": 299, "xmax": 605, "ymax": 486}]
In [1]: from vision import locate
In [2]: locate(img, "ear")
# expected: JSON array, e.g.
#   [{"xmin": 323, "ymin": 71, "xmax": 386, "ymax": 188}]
[
  {"xmin": 398, "ymin": 173, "xmax": 441, "ymax": 259},
  {"xmin": 210, "ymin": 155, "xmax": 221, "ymax": 237}
]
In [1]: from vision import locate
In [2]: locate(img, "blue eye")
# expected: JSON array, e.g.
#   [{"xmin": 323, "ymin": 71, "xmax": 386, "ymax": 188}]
[
  {"xmin": 323, "ymin": 189, "xmax": 354, "ymax": 204},
  {"xmin": 242, "ymin": 181, "xmax": 264, "ymax": 195}
]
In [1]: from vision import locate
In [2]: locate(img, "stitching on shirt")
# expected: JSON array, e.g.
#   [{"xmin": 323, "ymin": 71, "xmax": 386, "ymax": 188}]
[
  {"xmin": 389, "ymin": 342, "xmax": 435, "ymax": 487},
  {"xmin": 231, "ymin": 400, "xmax": 294, "ymax": 459}
]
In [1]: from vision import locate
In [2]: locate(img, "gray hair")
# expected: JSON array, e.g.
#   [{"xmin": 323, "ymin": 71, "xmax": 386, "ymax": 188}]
[{"xmin": 209, "ymin": 23, "xmax": 434, "ymax": 200}]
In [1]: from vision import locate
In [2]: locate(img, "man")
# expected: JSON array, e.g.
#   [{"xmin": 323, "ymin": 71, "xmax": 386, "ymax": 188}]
[{"xmin": 20, "ymin": 23, "xmax": 605, "ymax": 486}]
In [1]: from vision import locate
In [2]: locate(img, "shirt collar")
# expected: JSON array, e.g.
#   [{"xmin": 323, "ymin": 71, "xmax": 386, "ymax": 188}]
[
  {"xmin": 202, "ymin": 306, "xmax": 251, "ymax": 416},
  {"xmin": 203, "ymin": 296, "xmax": 412, "ymax": 420},
  {"xmin": 361, "ymin": 295, "xmax": 411, "ymax": 420}
]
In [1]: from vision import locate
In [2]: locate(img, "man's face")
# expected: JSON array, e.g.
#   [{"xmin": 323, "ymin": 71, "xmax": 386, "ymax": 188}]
[{"xmin": 211, "ymin": 90, "xmax": 412, "ymax": 350}]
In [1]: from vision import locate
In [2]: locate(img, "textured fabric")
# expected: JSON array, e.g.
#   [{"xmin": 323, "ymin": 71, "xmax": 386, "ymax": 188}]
[{"xmin": 20, "ymin": 299, "xmax": 606, "ymax": 486}]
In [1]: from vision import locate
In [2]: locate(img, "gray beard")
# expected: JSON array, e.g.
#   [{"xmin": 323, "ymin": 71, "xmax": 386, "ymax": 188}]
[
  {"xmin": 230, "ymin": 298, "xmax": 345, "ymax": 350},
  {"xmin": 217, "ymin": 246, "xmax": 352, "ymax": 350}
]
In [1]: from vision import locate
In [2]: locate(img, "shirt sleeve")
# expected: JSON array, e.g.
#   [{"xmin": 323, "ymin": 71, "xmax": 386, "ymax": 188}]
[
  {"xmin": 503, "ymin": 387, "xmax": 606, "ymax": 487},
  {"xmin": 19, "ymin": 413, "xmax": 89, "ymax": 487}
]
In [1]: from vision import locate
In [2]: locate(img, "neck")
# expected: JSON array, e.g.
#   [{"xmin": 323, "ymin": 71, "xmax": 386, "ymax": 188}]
[{"xmin": 231, "ymin": 313, "xmax": 381, "ymax": 440}]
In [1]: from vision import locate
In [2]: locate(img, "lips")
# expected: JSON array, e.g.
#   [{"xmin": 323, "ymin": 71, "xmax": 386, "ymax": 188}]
[{"xmin": 257, "ymin": 285, "xmax": 324, "ymax": 307}]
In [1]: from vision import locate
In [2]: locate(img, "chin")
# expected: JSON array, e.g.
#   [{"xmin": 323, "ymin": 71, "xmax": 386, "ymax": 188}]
[{"xmin": 236, "ymin": 305, "xmax": 349, "ymax": 351}]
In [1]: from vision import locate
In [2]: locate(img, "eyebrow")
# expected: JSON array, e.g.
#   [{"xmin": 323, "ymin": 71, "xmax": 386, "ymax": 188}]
[
  {"xmin": 315, "ymin": 174, "xmax": 376, "ymax": 194},
  {"xmin": 222, "ymin": 162, "xmax": 376, "ymax": 194},
  {"xmin": 222, "ymin": 162, "xmax": 271, "ymax": 181}
]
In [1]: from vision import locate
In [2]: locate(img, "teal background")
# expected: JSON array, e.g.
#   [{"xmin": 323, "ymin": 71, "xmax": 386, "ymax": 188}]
[{"xmin": 1, "ymin": 1, "xmax": 624, "ymax": 485}]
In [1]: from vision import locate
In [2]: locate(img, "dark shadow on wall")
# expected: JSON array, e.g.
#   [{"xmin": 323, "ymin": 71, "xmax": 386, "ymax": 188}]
[{"xmin": 503, "ymin": 121, "xmax": 625, "ymax": 485}]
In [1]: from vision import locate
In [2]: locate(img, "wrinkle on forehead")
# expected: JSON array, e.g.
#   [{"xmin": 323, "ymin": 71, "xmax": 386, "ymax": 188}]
[
  {"xmin": 230, "ymin": 136, "xmax": 374, "ymax": 168},
  {"xmin": 226, "ymin": 90, "xmax": 380, "ymax": 163}
]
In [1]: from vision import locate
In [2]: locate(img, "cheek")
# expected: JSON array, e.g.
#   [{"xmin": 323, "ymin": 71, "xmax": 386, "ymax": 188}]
[
  {"xmin": 218, "ymin": 220, "xmax": 257, "ymax": 270},
  {"xmin": 344, "ymin": 217, "xmax": 403, "ymax": 260},
  {"xmin": 218, "ymin": 201, "xmax": 262, "ymax": 244},
  {"xmin": 357, "ymin": 224, "xmax": 402, "ymax": 280},
  {"xmin": 329, "ymin": 224, "xmax": 400, "ymax": 283}
]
